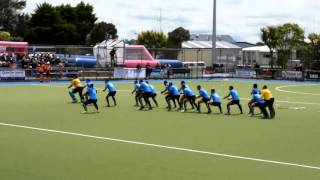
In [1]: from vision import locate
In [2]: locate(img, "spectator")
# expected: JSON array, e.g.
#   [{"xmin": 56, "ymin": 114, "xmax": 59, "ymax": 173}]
[{"xmin": 146, "ymin": 63, "xmax": 152, "ymax": 79}]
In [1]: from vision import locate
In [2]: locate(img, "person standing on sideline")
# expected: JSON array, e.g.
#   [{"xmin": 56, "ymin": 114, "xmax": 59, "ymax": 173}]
[
  {"xmin": 223, "ymin": 86, "xmax": 243, "ymax": 115},
  {"xmin": 110, "ymin": 48, "xmax": 117, "ymax": 67}
]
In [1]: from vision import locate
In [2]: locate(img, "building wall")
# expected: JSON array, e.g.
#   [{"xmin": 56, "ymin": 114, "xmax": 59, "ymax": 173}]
[{"xmin": 178, "ymin": 48, "xmax": 242, "ymax": 67}]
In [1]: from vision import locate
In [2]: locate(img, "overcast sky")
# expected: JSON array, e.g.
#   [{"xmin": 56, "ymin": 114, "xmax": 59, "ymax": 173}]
[{"xmin": 24, "ymin": 0, "xmax": 320, "ymax": 43}]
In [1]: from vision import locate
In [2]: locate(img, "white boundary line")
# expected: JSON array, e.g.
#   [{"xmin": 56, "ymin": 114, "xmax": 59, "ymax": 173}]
[
  {"xmin": 0, "ymin": 122, "xmax": 319, "ymax": 171},
  {"xmin": 240, "ymin": 98, "xmax": 320, "ymax": 106},
  {"xmin": 275, "ymin": 85, "xmax": 320, "ymax": 96}
]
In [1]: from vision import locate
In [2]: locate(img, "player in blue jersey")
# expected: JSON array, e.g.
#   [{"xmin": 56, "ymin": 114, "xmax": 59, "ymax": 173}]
[
  {"xmin": 103, "ymin": 80, "xmax": 117, "ymax": 107},
  {"xmin": 208, "ymin": 89, "xmax": 223, "ymax": 113},
  {"xmin": 82, "ymin": 84, "xmax": 99, "ymax": 113},
  {"xmin": 165, "ymin": 82, "xmax": 181, "ymax": 111},
  {"xmin": 85, "ymin": 79, "xmax": 93, "ymax": 87},
  {"xmin": 196, "ymin": 85, "xmax": 211, "ymax": 113},
  {"xmin": 248, "ymin": 84, "xmax": 262, "ymax": 115},
  {"xmin": 181, "ymin": 85, "xmax": 198, "ymax": 112},
  {"xmin": 251, "ymin": 84, "xmax": 261, "ymax": 95},
  {"xmin": 249, "ymin": 91, "xmax": 269, "ymax": 118},
  {"xmin": 179, "ymin": 81, "xmax": 194, "ymax": 109},
  {"xmin": 131, "ymin": 80, "xmax": 141, "ymax": 107},
  {"xmin": 146, "ymin": 81, "xmax": 158, "ymax": 107},
  {"xmin": 138, "ymin": 79, "xmax": 152, "ymax": 110},
  {"xmin": 223, "ymin": 86, "xmax": 243, "ymax": 115}
]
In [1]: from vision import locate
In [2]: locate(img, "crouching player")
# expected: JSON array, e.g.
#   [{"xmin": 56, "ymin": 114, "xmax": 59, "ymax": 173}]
[
  {"xmin": 82, "ymin": 84, "xmax": 99, "ymax": 113},
  {"xmin": 249, "ymin": 91, "xmax": 269, "ymax": 119},
  {"xmin": 181, "ymin": 85, "xmax": 198, "ymax": 112},
  {"xmin": 196, "ymin": 85, "xmax": 212, "ymax": 113},
  {"xmin": 138, "ymin": 80, "xmax": 153, "ymax": 110},
  {"xmin": 103, "ymin": 80, "xmax": 117, "ymax": 107},
  {"xmin": 223, "ymin": 86, "xmax": 243, "ymax": 115},
  {"xmin": 166, "ymin": 82, "xmax": 181, "ymax": 111},
  {"xmin": 131, "ymin": 80, "xmax": 141, "ymax": 107},
  {"xmin": 208, "ymin": 89, "xmax": 223, "ymax": 114},
  {"xmin": 68, "ymin": 75, "xmax": 85, "ymax": 103},
  {"xmin": 146, "ymin": 81, "xmax": 158, "ymax": 107}
]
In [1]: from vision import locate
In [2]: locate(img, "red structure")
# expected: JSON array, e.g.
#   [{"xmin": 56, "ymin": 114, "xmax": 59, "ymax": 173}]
[{"xmin": 0, "ymin": 41, "xmax": 28, "ymax": 55}]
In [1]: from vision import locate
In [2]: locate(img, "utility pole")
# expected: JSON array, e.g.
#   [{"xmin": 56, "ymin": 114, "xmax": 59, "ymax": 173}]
[
  {"xmin": 159, "ymin": 8, "xmax": 163, "ymax": 32},
  {"xmin": 212, "ymin": 0, "xmax": 217, "ymax": 67}
]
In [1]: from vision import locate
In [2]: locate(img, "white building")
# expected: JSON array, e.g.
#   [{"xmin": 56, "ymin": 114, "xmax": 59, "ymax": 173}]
[
  {"xmin": 242, "ymin": 46, "xmax": 272, "ymax": 66},
  {"xmin": 181, "ymin": 40, "xmax": 242, "ymax": 67}
]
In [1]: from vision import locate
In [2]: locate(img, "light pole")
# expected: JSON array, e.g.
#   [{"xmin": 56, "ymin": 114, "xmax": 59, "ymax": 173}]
[{"xmin": 212, "ymin": 0, "xmax": 217, "ymax": 67}]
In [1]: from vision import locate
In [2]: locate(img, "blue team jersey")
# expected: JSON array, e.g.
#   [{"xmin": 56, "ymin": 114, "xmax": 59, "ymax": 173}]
[
  {"xmin": 140, "ymin": 82, "xmax": 152, "ymax": 93},
  {"xmin": 86, "ymin": 82, "xmax": 93, "ymax": 87},
  {"xmin": 199, "ymin": 88, "xmax": 210, "ymax": 99},
  {"xmin": 135, "ymin": 83, "xmax": 140, "ymax": 91},
  {"xmin": 251, "ymin": 88, "xmax": 261, "ymax": 95},
  {"xmin": 230, "ymin": 89, "xmax": 240, "ymax": 100},
  {"xmin": 106, "ymin": 82, "xmax": 116, "ymax": 92},
  {"xmin": 87, "ymin": 87, "xmax": 98, "ymax": 100},
  {"xmin": 149, "ymin": 84, "xmax": 157, "ymax": 95},
  {"xmin": 164, "ymin": 84, "xmax": 170, "ymax": 91},
  {"xmin": 252, "ymin": 94, "xmax": 265, "ymax": 105},
  {"xmin": 184, "ymin": 88, "xmax": 195, "ymax": 97},
  {"xmin": 181, "ymin": 84, "xmax": 190, "ymax": 90},
  {"xmin": 169, "ymin": 85, "xmax": 180, "ymax": 96},
  {"xmin": 210, "ymin": 93, "xmax": 221, "ymax": 103}
]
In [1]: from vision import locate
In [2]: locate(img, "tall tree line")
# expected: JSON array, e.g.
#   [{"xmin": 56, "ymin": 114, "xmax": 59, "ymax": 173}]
[{"xmin": 0, "ymin": 0, "xmax": 118, "ymax": 45}]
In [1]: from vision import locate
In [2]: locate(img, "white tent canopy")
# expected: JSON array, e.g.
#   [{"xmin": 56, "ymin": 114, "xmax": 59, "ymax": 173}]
[
  {"xmin": 93, "ymin": 40, "xmax": 125, "ymax": 67},
  {"xmin": 242, "ymin": 45, "xmax": 272, "ymax": 53}
]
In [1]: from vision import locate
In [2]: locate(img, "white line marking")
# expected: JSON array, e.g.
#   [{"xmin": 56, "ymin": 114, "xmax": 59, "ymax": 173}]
[
  {"xmin": 240, "ymin": 98, "xmax": 320, "ymax": 106},
  {"xmin": 0, "ymin": 122, "xmax": 319, "ymax": 171},
  {"xmin": 275, "ymin": 85, "xmax": 320, "ymax": 96}
]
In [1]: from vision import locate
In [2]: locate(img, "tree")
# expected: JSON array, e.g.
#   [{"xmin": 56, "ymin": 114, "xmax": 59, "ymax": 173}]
[
  {"xmin": 25, "ymin": 2, "xmax": 60, "ymax": 44},
  {"xmin": 74, "ymin": 2, "xmax": 97, "ymax": 45},
  {"xmin": 86, "ymin": 22, "xmax": 118, "ymax": 45},
  {"xmin": 167, "ymin": 27, "xmax": 190, "ymax": 48},
  {"xmin": 0, "ymin": 31, "xmax": 11, "ymax": 41},
  {"xmin": 303, "ymin": 33, "xmax": 320, "ymax": 69},
  {"xmin": 26, "ymin": 1, "xmax": 97, "ymax": 45},
  {"xmin": 277, "ymin": 23, "xmax": 305, "ymax": 68},
  {"xmin": 137, "ymin": 30, "xmax": 167, "ymax": 48},
  {"xmin": 0, "ymin": 0, "xmax": 26, "ymax": 33},
  {"xmin": 261, "ymin": 26, "xmax": 280, "ymax": 68}
]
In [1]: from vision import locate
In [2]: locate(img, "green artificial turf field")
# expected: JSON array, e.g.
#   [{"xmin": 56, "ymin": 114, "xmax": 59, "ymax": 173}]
[{"xmin": 0, "ymin": 80, "xmax": 319, "ymax": 180}]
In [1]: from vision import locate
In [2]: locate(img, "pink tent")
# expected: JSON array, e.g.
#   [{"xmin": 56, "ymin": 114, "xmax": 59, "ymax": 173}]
[
  {"xmin": 0, "ymin": 41, "xmax": 28, "ymax": 55},
  {"xmin": 124, "ymin": 45, "xmax": 159, "ymax": 68}
]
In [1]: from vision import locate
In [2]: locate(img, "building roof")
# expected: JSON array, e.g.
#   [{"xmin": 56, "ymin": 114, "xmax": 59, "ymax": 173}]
[
  {"xmin": 190, "ymin": 34, "xmax": 236, "ymax": 43},
  {"xmin": 234, "ymin": 42, "xmax": 256, "ymax": 48},
  {"xmin": 242, "ymin": 45, "xmax": 271, "ymax": 52},
  {"xmin": 182, "ymin": 40, "xmax": 241, "ymax": 49}
]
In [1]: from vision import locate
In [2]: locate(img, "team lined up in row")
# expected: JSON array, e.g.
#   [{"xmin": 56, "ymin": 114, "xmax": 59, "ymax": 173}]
[
  {"xmin": 67, "ymin": 76, "xmax": 275, "ymax": 119},
  {"xmin": 131, "ymin": 80, "xmax": 275, "ymax": 118}
]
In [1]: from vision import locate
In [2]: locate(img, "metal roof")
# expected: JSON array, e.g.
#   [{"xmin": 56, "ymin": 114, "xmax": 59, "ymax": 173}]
[{"xmin": 182, "ymin": 41, "xmax": 241, "ymax": 49}]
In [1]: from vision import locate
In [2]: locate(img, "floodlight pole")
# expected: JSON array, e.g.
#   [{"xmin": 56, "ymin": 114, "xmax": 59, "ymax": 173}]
[{"xmin": 212, "ymin": 0, "xmax": 217, "ymax": 67}]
